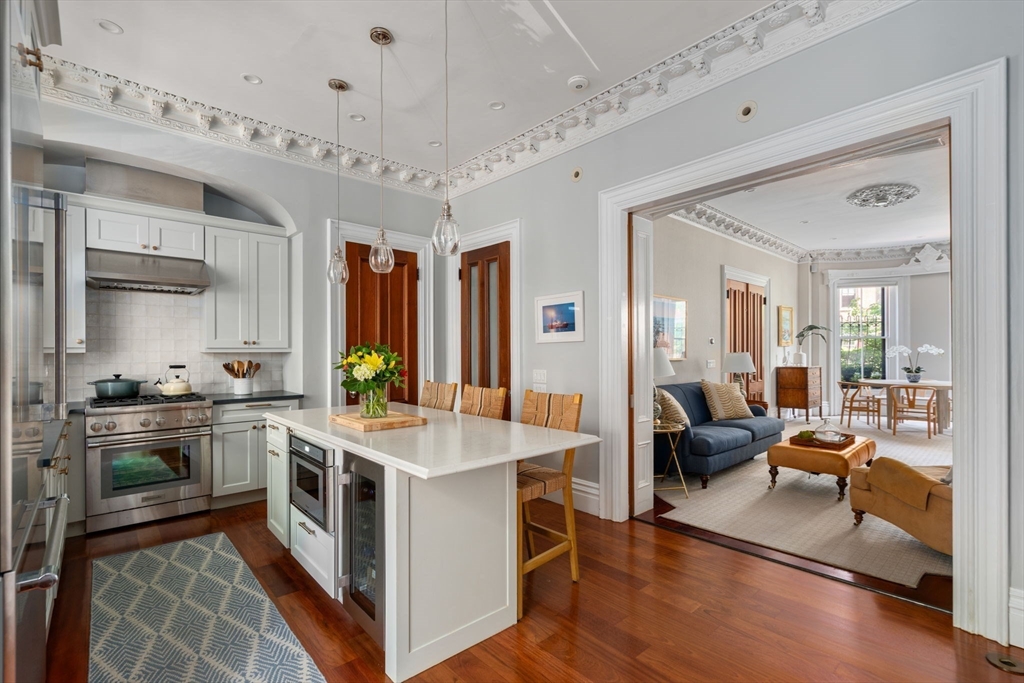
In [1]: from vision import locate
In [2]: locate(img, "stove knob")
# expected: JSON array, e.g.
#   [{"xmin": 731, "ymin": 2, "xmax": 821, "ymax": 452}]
[
  {"xmin": 155, "ymin": 417, "xmax": 166, "ymax": 427},
  {"xmin": 105, "ymin": 421, "xmax": 117, "ymax": 431},
  {"xmin": 198, "ymin": 414, "xmax": 209, "ymax": 423},
  {"xmin": 90, "ymin": 422, "xmax": 104, "ymax": 433},
  {"xmin": 186, "ymin": 415, "xmax": 197, "ymax": 424},
  {"xmin": 139, "ymin": 418, "xmax": 151, "ymax": 428}
]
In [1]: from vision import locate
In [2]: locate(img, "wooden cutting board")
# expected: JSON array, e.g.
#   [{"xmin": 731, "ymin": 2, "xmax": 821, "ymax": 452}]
[{"xmin": 329, "ymin": 410, "xmax": 427, "ymax": 432}]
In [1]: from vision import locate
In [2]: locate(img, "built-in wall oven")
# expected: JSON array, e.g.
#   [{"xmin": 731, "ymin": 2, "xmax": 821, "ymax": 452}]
[{"xmin": 289, "ymin": 434, "xmax": 335, "ymax": 533}]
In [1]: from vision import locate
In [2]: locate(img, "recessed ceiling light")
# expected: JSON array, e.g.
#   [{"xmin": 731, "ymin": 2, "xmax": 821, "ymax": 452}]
[
  {"xmin": 349, "ymin": 113, "xmax": 366, "ymax": 122},
  {"xmin": 241, "ymin": 73, "xmax": 262, "ymax": 85},
  {"xmin": 97, "ymin": 19, "xmax": 123, "ymax": 34},
  {"xmin": 488, "ymin": 101, "xmax": 505, "ymax": 111},
  {"xmin": 428, "ymin": 140, "xmax": 442, "ymax": 147},
  {"xmin": 744, "ymin": 188, "xmax": 756, "ymax": 193},
  {"xmin": 800, "ymin": 220, "xmax": 809, "ymax": 224}
]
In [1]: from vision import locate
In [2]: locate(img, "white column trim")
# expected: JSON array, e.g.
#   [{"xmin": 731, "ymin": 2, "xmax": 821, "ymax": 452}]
[
  {"xmin": 597, "ymin": 59, "xmax": 1009, "ymax": 643},
  {"xmin": 327, "ymin": 220, "xmax": 434, "ymax": 408},
  {"xmin": 721, "ymin": 266, "xmax": 773, "ymax": 406},
  {"xmin": 445, "ymin": 219, "xmax": 522, "ymax": 420}
]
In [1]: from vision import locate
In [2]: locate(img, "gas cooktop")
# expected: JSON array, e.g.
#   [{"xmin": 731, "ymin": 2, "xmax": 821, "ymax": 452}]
[{"xmin": 88, "ymin": 393, "xmax": 208, "ymax": 409}]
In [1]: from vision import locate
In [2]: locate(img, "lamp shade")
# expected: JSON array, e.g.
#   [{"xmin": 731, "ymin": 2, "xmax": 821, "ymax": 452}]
[
  {"xmin": 652, "ymin": 347, "xmax": 676, "ymax": 379},
  {"xmin": 723, "ymin": 352, "xmax": 756, "ymax": 374}
]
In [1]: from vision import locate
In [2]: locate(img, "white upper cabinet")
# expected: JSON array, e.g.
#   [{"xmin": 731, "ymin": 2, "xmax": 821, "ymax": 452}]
[
  {"xmin": 205, "ymin": 226, "xmax": 289, "ymax": 351},
  {"xmin": 42, "ymin": 205, "xmax": 87, "ymax": 353},
  {"xmin": 86, "ymin": 208, "xmax": 205, "ymax": 260}
]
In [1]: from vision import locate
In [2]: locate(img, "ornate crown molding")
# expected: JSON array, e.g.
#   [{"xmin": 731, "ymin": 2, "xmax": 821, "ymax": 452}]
[
  {"xmin": 672, "ymin": 203, "xmax": 806, "ymax": 262},
  {"xmin": 808, "ymin": 241, "xmax": 951, "ymax": 263},
  {"xmin": 38, "ymin": 56, "xmax": 444, "ymax": 197}
]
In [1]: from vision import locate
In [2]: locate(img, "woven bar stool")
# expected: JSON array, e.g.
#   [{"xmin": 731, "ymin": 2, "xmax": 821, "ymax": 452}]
[
  {"xmin": 459, "ymin": 385, "xmax": 508, "ymax": 420},
  {"xmin": 516, "ymin": 390, "xmax": 583, "ymax": 620},
  {"xmin": 419, "ymin": 380, "xmax": 458, "ymax": 411}
]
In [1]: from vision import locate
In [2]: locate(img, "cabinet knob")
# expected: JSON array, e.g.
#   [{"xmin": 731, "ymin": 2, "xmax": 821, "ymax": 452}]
[
  {"xmin": 269, "ymin": 448, "xmax": 280, "ymax": 457},
  {"xmin": 260, "ymin": 424, "xmax": 266, "ymax": 429},
  {"xmin": 252, "ymin": 424, "xmax": 257, "ymax": 430},
  {"xmin": 251, "ymin": 341, "xmax": 257, "ymax": 346},
  {"xmin": 140, "ymin": 244, "xmax": 147, "ymax": 249},
  {"xmin": 243, "ymin": 340, "xmax": 249, "ymax": 345},
  {"xmin": 75, "ymin": 338, "xmax": 84, "ymax": 344},
  {"xmin": 152, "ymin": 245, "xmax": 159, "ymax": 251}
]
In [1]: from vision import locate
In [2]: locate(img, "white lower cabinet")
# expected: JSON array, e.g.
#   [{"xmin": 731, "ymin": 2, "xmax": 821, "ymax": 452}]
[
  {"xmin": 211, "ymin": 421, "xmax": 261, "ymax": 497},
  {"xmin": 290, "ymin": 505, "xmax": 336, "ymax": 597},
  {"xmin": 266, "ymin": 433, "xmax": 289, "ymax": 547}
]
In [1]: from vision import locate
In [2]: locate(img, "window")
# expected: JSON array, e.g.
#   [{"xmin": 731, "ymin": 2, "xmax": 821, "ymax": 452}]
[{"xmin": 838, "ymin": 285, "xmax": 890, "ymax": 382}]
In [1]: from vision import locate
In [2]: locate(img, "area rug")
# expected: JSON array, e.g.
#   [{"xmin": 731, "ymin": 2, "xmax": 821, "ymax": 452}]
[
  {"xmin": 89, "ymin": 533, "xmax": 326, "ymax": 683},
  {"xmin": 657, "ymin": 419, "xmax": 953, "ymax": 587}
]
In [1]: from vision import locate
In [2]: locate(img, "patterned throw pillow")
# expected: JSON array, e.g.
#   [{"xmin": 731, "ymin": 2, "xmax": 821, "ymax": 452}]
[
  {"xmin": 700, "ymin": 380, "xmax": 754, "ymax": 421},
  {"xmin": 656, "ymin": 389, "xmax": 690, "ymax": 427}
]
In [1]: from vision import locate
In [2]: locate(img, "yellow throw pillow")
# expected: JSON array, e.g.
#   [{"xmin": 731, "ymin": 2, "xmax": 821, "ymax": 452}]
[
  {"xmin": 701, "ymin": 380, "xmax": 754, "ymax": 421},
  {"xmin": 656, "ymin": 389, "xmax": 690, "ymax": 427}
]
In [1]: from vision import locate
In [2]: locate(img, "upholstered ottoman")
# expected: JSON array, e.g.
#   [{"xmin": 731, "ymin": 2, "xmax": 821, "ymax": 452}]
[{"xmin": 767, "ymin": 437, "xmax": 876, "ymax": 501}]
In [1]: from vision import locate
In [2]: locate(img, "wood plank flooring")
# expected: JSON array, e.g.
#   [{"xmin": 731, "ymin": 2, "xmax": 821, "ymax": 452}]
[{"xmin": 47, "ymin": 500, "xmax": 1021, "ymax": 683}]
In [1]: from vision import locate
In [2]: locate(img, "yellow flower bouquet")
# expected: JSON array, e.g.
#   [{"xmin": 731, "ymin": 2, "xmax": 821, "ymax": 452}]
[{"xmin": 335, "ymin": 343, "xmax": 406, "ymax": 418}]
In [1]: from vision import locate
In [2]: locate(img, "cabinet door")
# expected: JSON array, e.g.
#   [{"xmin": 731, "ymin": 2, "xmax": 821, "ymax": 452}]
[
  {"xmin": 211, "ymin": 422, "xmax": 260, "ymax": 497},
  {"xmin": 204, "ymin": 227, "xmax": 250, "ymax": 349},
  {"xmin": 248, "ymin": 233, "xmax": 289, "ymax": 349},
  {"xmin": 66, "ymin": 205, "xmax": 87, "ymax": 352},
  {"xmin": 257, "ymin": 421, "xmax": 267, "ymax": 489},
  {"xmin": 267, "ymin": 439, "xmax": 289, "ymax": 547},
  {"xmin": 149, "ymin": 218, "xmax": 204, "ymax": 260},
  {"xmin": 86, "ymin": 209, "xmax": 149, "ymax": 253}
]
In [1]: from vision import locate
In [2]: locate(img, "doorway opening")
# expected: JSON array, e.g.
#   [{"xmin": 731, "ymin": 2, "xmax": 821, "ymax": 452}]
[{"xmin": 460, "ymin": 242, "xmax": 511, "ymax": 420}]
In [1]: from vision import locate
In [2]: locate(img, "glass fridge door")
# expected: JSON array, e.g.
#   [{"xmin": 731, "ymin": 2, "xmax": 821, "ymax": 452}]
[{"xmin": 341, "ymin": 452, "xmax": 385, "ymax": 646}]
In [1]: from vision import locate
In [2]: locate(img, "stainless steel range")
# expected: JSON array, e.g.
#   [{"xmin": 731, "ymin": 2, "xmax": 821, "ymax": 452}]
[{"xmin": 85, "ymin": 394, "xmax": 213, "ymax": 532}]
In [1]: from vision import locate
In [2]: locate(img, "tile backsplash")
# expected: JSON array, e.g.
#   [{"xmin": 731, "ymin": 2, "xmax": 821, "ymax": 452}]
[{"xmin": 66, "ymin": 289, "xmax": 286, "ymax": 402}]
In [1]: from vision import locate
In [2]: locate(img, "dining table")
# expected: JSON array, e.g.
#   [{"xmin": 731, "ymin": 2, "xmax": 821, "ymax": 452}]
[{"xmin": 855, "ymin": 378, "xmax": 953, "ymax": 434}]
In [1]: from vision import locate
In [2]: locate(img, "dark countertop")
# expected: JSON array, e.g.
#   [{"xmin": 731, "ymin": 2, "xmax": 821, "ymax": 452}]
[{"xmin": 206, "ymin": 390, "xmax": 304, "ymax": 405}]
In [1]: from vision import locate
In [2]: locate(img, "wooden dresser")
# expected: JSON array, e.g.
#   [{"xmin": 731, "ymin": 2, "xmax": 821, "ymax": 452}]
[{"xmin": 776, "ymin": 366, "xmax": 822, "ymax": 423}]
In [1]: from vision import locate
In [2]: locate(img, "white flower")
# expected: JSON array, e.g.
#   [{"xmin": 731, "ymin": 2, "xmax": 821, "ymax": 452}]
[
  {"xmin": 918, "ymin": 344, "xmax": 945, "ymax": 355},
  {"xmin": 886, "ymin": 345, "xmax": 912, "ymax": 358},
  {"xmin": 353, "ymin": 364, "xmax": 375, "ymax": 381}
]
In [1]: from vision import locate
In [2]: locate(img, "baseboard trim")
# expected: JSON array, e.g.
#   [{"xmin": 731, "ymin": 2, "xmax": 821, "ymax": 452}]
[
  {"xmin": 1010, "ymin": 588, "xmax": 1024, "ymax": 648},
  {"xmin": 542, "ymin": 478, "xmax": 600, "ymax": 517},
  {"xmin": 211, "ymin": 488, "xmax": 267, "ymax": 510}
]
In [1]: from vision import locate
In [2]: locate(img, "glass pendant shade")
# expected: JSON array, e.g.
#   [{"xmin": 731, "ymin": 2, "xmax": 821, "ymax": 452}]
[
  {"xmin": 431, "ymin": 201, "xmax": 461, "ymax": 256},
  {"xmin": 369, "ymin": 230, "xmax": 395, "ymax": 274},
  {"xmin": 327, "ymin": 245, "xmax": 349, "ymax": 285}
]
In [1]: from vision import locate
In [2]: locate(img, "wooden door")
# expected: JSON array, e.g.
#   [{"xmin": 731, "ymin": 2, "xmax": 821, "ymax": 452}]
[
  {"xmin": 629, "ymin": 214, "xmax": 655, "ymax": 516},
  {"xmin": 460, "ymin": 242, "xmax": 511, "ymax": 419},
  {"xmin": 345, "ymin": 242, "xmax": 418, "ymax": 405},
  {"xmin": 726, "ymin": 278, "xmax": 766, "ymax": 402}
]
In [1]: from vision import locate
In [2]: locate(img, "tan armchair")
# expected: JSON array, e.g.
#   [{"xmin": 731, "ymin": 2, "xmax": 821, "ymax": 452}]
[{"xmin": 849, "ymin": 457, "xmax": 952, "ymax": 555}]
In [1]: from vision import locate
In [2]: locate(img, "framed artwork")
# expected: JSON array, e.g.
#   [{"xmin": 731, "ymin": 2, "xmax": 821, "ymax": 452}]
[
  {"xmin": 778, "ymin": 306, "xmax": 794, "ymax": 346},
  {"xmin": 653, "ymin": 295, "xmax": 687, "ymax": 360},
  {"xmin": 535, "ymin": 290, "xmax": 584, "ymax": 343}
]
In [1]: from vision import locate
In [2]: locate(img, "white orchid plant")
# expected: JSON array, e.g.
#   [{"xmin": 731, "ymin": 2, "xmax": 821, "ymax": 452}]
[{"xmin": 886, "ymin": 344, "xmax": 945, "ymax": 374}]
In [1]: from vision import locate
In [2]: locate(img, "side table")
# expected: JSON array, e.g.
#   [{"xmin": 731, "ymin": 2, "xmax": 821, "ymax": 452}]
[{"xmin": 654, "ymin": 424, "xmax": 688, "ymax": 498}]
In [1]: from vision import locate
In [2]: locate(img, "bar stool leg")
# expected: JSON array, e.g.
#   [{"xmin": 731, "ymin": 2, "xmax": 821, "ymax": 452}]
[
  {"xmin": 522, "ymin": 500, "xmax": 536, "ymax": 559},
  {"xmin": 562, "ymin": 482, "xmax": 580, "ymax": 583}
]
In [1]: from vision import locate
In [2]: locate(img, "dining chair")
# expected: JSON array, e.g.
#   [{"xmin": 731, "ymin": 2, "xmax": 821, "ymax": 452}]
[
  {"xmin": 419, "ymin": 380, "xmax": 458, "ymax": 412},
  {"xmin": 848, "ymin": 383, "xmax": 883, "ymax": 429},
  {"xmin": 459, "ymin": 384, "xmax": 508, "ymax": 420},
  {"xmin": 516, "ymin": 390, "xmax": 583, "ymax": 620},
  {"xmin": 892, "ymin": 386, "xmax": 937, "ymax": 438},
  {"xmin": 838, "ymin": 382, "xmax": 858, "ymax": 425}
]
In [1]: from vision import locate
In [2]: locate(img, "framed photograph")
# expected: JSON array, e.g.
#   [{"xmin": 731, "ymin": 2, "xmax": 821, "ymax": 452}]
[
  {"xmin": 653, "ymin": 295, "xmax": 687, "ymax": 360},
  {"xmin": 778, "ymin": 306, "xmax": 794, "ymax": 346},
  {"xmin": 535, "ymin": 291, "xmax": 584, "ymax": 343}
]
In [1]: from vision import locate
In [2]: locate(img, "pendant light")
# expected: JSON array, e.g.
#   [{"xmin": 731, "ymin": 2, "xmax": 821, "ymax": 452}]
[
  {"xmin": 327, "ymin": 78, "xmax": 350, "ymax": 285},
  {"xmin": 368, "ymin": 27, "xmax": 396, "ymax": 274},
  {"xmin": 430, "ymin": 0, "xmax": 461, "ymax": 256}
]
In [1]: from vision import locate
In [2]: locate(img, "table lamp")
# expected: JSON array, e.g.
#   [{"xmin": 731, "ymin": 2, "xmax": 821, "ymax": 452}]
[
  {"xmin": 723, "ymin": 352, "xmax": 756, "ymax": 397},
  {"xmin": 652, "ymin": 346, "xmax": 676, "ymax": 420}
]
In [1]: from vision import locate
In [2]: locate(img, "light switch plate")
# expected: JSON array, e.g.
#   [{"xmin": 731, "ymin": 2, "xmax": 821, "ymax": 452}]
[
  {"xmin": 533, "ymin": 383, "xmax": 547, "ymax": 393},
  {"xmin": 532, "ymin": 369, "xmax": 547, "ymax": 382},
  {"xmin": 706, "ymin": 359, "xmax": 716, "ymax": 369}
]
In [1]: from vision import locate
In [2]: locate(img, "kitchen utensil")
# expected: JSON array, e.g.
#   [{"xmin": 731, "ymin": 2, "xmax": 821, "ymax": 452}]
[
  {"xmin": 251, "ymin": 362, "xmax": 261, "ymax": 378},
  {"xmin": 234, "ymin": 360, "xmax": 245, "ymax": 378},
  {"xmin": 161, "ymin": 365, "xmax": 193, "ymax": 396},
  {"xmin": 223, "ymin": 362, "xmax": 237, "ymax": 378},
  {"xmin": 87, "ymin": 375, "xmax": 147, "ymax": 398},
  {"xmin": 246, "ymin": 361, "xmax": 253, "ymax": 378}
]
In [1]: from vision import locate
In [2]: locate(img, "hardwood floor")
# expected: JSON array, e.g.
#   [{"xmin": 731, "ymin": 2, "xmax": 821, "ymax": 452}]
[
  {"xmin": 636, "ymin": 494, "xmax": 954, "ymax": 612},
  {"xmin": 48, "ymin": 500, "xmax": 1021, "ymax": 683}
]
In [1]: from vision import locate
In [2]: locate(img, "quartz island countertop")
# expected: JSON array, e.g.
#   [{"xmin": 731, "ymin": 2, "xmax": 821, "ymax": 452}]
[{"xmin": 265, "ymin": 403, "xmax": 601, "ymax": 479}]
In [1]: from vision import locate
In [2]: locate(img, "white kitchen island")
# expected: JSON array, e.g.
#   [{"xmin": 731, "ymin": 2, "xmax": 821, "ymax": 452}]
[{"xmin": 266, "ymin": 404, "xmax": 601, "ymax": 683}]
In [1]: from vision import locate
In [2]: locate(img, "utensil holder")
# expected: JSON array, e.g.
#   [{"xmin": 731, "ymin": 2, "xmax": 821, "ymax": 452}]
[{"xmin": 233, "ymin": 378, "xmax": 253, "ymax": 395}]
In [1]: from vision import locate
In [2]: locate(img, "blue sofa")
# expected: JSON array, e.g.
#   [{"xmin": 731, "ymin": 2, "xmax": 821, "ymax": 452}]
[{"xmin": 655, "ymin": 382, "xmax": 785, "ymax": 488}]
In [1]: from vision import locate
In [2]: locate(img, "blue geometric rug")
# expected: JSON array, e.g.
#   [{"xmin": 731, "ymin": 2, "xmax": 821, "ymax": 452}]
[{"xmin": 89, "ymin": 533, "xmax": 326, "ymax": 683}]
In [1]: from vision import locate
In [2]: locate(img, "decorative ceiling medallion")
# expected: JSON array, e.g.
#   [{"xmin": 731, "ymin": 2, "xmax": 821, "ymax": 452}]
[{"xmin": 846, "ymin": 183, "xmax": 920, "ymax": 208}]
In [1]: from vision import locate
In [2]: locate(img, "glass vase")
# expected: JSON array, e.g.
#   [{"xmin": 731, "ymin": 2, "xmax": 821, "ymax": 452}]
[
  {"xmin": 814, "ymin": 417, "xmax": 844, "ymax": 443},
  {"xmin": 359, "ymin": 385, "xmax": 389, "ymax": 419}
]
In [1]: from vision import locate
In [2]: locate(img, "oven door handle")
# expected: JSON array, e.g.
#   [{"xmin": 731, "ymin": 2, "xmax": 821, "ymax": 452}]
[
  {"xmin": 87, "ymin": 429, "xmax": 212, "ymax": 449},
  {"xmin": 17, "ymin": 495, "xmax": 69, "ymax": 593}
]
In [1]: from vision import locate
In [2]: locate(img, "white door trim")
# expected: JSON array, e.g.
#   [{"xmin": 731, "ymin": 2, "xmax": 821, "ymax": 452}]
[
  {"xmin": 721, "ymin": 266, "xmax": 773, "ymax": 406},
  {"xmin": 598, "ymin": 59, "xmax": 1009, "ymax": 644},
  {"xmin": 445, "ymin": 219, "xmax": 522, "ymax": 419},
  {"xmin": 327, "ymin": 220, "xmax": 434, "ymax": 408}
]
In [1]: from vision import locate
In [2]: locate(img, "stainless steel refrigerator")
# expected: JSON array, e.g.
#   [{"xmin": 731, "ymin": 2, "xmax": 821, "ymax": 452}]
[{"xmin": 2, "ymin": 2, "xmax": 67, "ymax": 681}]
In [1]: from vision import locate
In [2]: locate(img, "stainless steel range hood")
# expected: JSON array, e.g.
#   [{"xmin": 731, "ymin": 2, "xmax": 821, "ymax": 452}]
[{"xmin": 86, "ymin": 249, "xmax": 210, "ymax": 295}]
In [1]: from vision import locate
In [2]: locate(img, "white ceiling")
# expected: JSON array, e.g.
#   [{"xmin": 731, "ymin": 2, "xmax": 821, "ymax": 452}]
[
  {"xmin": 46, "ymin": 0, "xmax": 768, "ymax": 173},
  {"xmin": 703, "ymin": 145, "xmax": 951, "ymax": 251}
]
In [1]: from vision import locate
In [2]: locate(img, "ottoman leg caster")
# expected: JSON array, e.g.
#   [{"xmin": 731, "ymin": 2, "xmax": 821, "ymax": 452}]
[
  {"xmin": 853, "ymin": 509, "xmax": 866, "ymax": 526},
  {"xmin": 768, "ymin": 465, "xmax": 778, "ymax": 490},
  {"xmin": 700, "ymin": 475, "xmax": 709, "ymax": 489},
  {"xmin": 836, "ymin": 476, "xmax": 848, "ymax": 501}
]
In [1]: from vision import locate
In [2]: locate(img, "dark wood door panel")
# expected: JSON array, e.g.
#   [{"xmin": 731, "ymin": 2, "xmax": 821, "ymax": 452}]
[{"xmin": 460, "ymin": 242, "xmax": 511, "ymax": 419}]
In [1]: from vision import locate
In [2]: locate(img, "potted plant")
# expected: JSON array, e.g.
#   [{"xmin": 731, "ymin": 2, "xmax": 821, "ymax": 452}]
[
  {"xmin": 335, "ymin": 343, "xmax": 406, "ymax": 418},
  {"xmin": 885, "ymin": 344, "xmax": 945, "ymax": 382},
  {"xmin": 793, "ymin": 324, "xmax": 829, "ymax": 366}
]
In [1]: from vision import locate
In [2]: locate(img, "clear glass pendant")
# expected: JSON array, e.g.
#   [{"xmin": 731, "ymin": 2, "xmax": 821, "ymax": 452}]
[
  {"xmin": 369, "ymin": 230, "xmax": 395, "ymax": 273},
  {"xmin": 327, "ymin": 245, "xmax": 349, "ymax": 285},
  {"xmin": 431, "ymin": 200, "xmax": 461, "ymax": 256}
]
